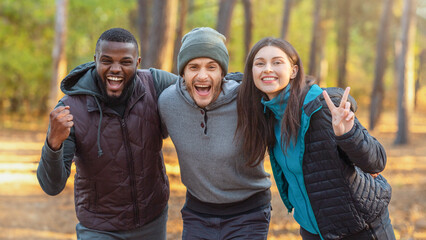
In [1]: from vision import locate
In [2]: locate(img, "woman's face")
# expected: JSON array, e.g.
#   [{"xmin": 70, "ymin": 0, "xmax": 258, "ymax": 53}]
[{"xmin": 252, "ymin": 46, "xmax": 298, "ymax": 100}]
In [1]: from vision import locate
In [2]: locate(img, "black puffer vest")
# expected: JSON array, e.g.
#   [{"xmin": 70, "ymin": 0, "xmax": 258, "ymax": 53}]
[
  {"xmin": 302, "ymin": 88, "xmax": 391, "ymax": 239},
  {"xmin": 62, "ymin": 70, "xmax": 169, "ymax": 231}
]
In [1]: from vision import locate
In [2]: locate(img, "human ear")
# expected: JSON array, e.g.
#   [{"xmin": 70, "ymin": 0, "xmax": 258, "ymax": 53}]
[
  {"xmin": 136, "ymin": 57, "xmax": 141, "ymax": 67},
  {"xmin": 291, "ymin": 65, "xmax": 299, "ymax": 79}
]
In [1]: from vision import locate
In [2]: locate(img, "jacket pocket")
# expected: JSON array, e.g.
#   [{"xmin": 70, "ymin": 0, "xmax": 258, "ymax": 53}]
[{"xmin": 74, "ymin": 176, "xmax": 97, "ymax": 212}]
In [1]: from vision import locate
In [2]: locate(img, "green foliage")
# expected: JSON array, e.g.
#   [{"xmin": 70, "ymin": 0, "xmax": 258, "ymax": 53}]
[
  {"xmin": 185, "ymin": 0, "xmax": 217, "ymax": 30},
  {"xmin": 67, "ymin": 0, "xmax": 136, "ymax": 69},
  {"xmin": 228, "ymin": 1, "xmax": 245, "ymax": 72},
  {"xmin": 0, "ymin": 0, "xmax": 136, "ymax": 116},
  {"xmin": 0, "ymin": 0, "xmax": 423, "ymax": 116},
  {"xmin": 0, "ymin": 0, "xmax": 55, "ymax": 115}
]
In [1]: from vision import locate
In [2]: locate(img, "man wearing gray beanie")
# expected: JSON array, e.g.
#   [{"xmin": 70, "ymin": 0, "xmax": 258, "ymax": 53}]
[{"xmin": 158, "ymin": 27, "xmax": 272, "ymax": 239}]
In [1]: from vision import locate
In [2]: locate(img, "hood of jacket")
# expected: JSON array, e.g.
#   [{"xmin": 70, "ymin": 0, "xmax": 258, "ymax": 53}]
[
  {"xmin": 60, "ymin": 61, "xmax": 104, "ymax": 99},
  {"xmin": 303, "ymin": 87, "xmax": 358, "ymax": 117},
  {"xmin": 175, "ymin": 73, "xmax": 241, "ymax": 110}
]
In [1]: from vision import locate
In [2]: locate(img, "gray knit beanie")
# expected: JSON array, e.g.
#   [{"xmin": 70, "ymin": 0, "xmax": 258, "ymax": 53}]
[{"xmin": 177, "ymin": 27, "xmax": 229, "ymax": 76}]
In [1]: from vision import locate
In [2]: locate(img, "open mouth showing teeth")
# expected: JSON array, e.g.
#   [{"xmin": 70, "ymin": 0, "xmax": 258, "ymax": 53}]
[
  {"xmin": 195, "ymin": 85, "xmax": 211, "ymax": 95},
  {"xmin": 262, "ymin": 77, "xmax": 276, "ymax": 81},
  {"xmin": 107, "ymin": 76, "xmax": 124, "ymax": 88},
  {"xmin": 108, "ymin": 76, "xmax": 123, "ymax": 81}
]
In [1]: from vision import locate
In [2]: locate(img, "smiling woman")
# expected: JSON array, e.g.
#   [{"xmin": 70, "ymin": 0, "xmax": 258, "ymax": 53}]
[
  {"xmin": 252, "ymin": 45, "xmax": 299, "ymax": 100},
  {"xmin": 237, "ymin": 37, "xmax": 396, "ymax": 240}
]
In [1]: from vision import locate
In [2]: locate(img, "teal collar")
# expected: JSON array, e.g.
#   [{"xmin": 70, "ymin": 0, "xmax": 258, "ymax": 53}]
[{"xmin": 261, "ymin": 85, "xmax": 291, "ymax": 120}]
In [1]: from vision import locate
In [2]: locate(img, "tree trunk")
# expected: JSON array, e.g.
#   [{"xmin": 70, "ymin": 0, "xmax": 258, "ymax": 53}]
[
  {"xmin": 138, "ymin": 0, "xmax": 151, "ymax": 62},
  {"xmin": 369, "ymin": 0, "xmax": 394, "ymax": 130},
  {"xmin": 336, "ymin": 0, "xmax": 350, "ymax": 88},
  {"xmin": 414, "ymin": 49, "xmax": 425, "ymax": 109},
  {"xmin": 172, "ymin": 0, "xmax": 188, "ymax": 74},
  {"xmin": 242, "ymin": 0, "xmax": 253, "ymax": 62},
  {"xmin": 143, "ymin": 0, "xmax": 178, "ymax": 71},
  {"xmin": 216, "ymin": 0, "xmax": 237, "ymax": 40},
  {"xmin": 316, "ymin": 1, "xmax": 334, "ymax": 87},
  {"xmin": 308, "ymin": 0, "xmax": 321, "ymax": 79},
  {"xmin": 49, "ymin": 0, "xmax": 68, "ymax": 109},
  {"xmin": 395, "ymin": 0, "xmax": 417, "ymax": 145},
  {"xmin": 280, "ymin": 0, "xmax": 293, "ymax": 39}
]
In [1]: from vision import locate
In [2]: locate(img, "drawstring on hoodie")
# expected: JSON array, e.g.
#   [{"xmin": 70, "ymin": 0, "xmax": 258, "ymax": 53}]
[{"xmin": 94, "ymin": 96, "xmax": 104, "ymax": 157}]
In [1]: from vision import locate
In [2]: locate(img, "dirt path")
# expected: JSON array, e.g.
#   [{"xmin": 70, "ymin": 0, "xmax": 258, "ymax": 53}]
[{"xmin": 0, "ymin": 111, "xmax": 425, "ymax": 239}]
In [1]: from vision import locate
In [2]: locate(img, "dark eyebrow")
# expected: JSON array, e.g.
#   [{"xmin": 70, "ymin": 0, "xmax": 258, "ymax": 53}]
[
  {"xmin": 100, "ymin": 55, "xmax": 113, "ymax": 59},
  {"xmin": 99, "ymin": 55, "xmax": 133, "ymax": 61}
]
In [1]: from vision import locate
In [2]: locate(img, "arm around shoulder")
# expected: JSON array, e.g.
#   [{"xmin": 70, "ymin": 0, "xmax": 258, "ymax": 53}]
[{"xmin": 149, "ymin": 68, "xmax": 179, "ymax": 97}]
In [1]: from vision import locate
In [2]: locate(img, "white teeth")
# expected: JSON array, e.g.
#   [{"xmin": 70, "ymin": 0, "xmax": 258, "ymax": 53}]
[
  {"xmin": 107, "ymin": 77, "xmax": 123, "ymax": 81},
  {"xmin": 262, "ymin": 77, "xmax": 276, "ymax": 81},
  {"xmin": 195, "ymin": 85, "xmax": 210, "ymax": 88}
]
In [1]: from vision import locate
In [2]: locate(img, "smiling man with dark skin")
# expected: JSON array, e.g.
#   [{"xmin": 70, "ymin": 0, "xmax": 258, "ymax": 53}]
[{"xmin": 37, "ymin": 28, "xmax": 177, "ymax": 240}]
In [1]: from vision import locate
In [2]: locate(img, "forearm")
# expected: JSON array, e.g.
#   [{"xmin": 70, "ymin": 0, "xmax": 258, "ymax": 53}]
[
  {"xmin": 37, "ymin": 136, "xmax": 74, "ymax": 195},
  {"xmin": 336, "ymin": 118, "xmax": 386, "ymax": 173}
]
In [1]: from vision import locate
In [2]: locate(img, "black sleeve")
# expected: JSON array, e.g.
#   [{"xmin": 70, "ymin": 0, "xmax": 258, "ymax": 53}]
[
  {"xmin": 320, "ymin": 90, "xmax": 386, "ymax": 173},
  {"xmin": 335, "ymin": 117, "xmax": 387, "ymax": 173}
]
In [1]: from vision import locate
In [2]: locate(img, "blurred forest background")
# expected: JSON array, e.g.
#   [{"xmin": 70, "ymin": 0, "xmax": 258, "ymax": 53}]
[
  {"xmin": 0, "ymin": 0, "xmax": 425, "ymax": 141},
  {"xmin": 0, "ymin": 0, "xmax": 426, "ymax": 239}
]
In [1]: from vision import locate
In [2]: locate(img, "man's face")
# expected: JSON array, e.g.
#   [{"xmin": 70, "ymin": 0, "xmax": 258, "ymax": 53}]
[
  {"xmin": 182, "ymin": 58, "xmax": 223, "ymax": 108},
  {"xmin": 94, "ymin": 40, "xmax": 140, "ymax": 98}
]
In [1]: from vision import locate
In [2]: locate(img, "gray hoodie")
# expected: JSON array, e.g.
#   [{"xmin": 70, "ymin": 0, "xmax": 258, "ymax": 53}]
[{"xmin": 158, "ymin": 76, "xmax": 271, "ymax": 205}]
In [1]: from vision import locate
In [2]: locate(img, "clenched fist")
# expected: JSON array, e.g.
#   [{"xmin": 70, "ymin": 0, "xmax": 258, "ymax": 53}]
[{"xmin": 47, "ymin": 106, "xmax": 74, "ymax": 151}]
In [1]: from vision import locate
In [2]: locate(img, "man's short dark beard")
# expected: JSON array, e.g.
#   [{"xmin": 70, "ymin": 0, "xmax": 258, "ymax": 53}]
[{"xmin": 97, "ymin": 72, "xmax": 136, "ymax": 107}]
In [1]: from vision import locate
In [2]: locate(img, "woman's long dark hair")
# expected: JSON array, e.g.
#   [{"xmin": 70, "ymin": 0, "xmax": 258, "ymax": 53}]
[{"xmin": 236, "ymin": 37, "xmax": 310, "ymax": 167}]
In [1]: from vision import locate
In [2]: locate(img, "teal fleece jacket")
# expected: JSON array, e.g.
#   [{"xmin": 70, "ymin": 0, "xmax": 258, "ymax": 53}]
[{"xmin": 262, "ymin": 84, "xmax": 323, "ymax": 236}]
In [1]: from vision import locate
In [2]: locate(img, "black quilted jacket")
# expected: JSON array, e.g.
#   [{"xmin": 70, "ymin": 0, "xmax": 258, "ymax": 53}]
[{"xmin": 269, "ymin": 87, "xmax": 392, "ymax": 240}]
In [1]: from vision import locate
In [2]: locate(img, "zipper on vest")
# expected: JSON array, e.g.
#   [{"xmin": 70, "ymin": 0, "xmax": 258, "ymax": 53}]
[{"xmin": 120, "ymin": 118, "xmax": 141, "ymax": 227}]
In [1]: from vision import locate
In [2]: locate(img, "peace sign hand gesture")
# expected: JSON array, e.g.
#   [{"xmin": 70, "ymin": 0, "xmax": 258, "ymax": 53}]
[{"xmin": 323, "ymin": 87, "xmax": 355, "ymax": 136}]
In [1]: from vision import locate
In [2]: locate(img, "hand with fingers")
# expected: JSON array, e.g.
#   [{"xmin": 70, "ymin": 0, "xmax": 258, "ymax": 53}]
[
  {"xmin": 47, "ymin": 106, "xmax": 74, "ymax": 151},
  {"xmin": 323, "ymin": 87, "xmax": 355, "ymax": 137}
]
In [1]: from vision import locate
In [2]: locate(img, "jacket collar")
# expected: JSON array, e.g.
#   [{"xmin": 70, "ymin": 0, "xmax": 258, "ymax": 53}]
[
  {"xmin": 61, "ymin": 62, "xmax": 103, "ymax": 98},
  {"xmin": 261, "ymin": 85, "xmax": 291, "ymax": 120},
  {"xmin": 303, "ymin": 86, "xmax": 357, "ymax": 116},
  {"xmin": 86, "ymin": 74, "xmax": 145, "ymax": 116}
]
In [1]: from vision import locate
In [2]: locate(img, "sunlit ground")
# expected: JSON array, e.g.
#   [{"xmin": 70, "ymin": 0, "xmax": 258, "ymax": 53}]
[{"xmin": 0, "ymin": 110, "xmax": 426, "ymax": 239}]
